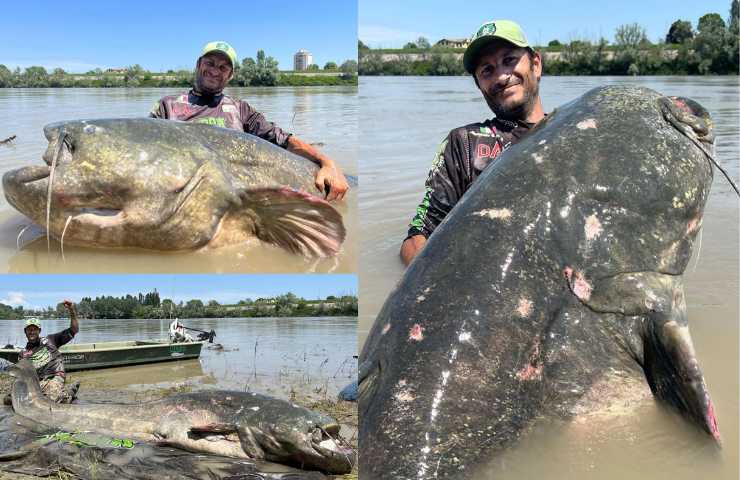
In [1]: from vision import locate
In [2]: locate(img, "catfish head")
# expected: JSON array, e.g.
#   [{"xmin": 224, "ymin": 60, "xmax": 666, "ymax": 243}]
[
  {"xmin": 562, "ymin": 91, "xmax": 720, "ymax": 441},
  {"xmin": 3, "ymin": 118, "xmax": 345, "ymax": 256},
  {"xmin": 240, "ymin": 410, "xmax": 355, "ymax": 474}
]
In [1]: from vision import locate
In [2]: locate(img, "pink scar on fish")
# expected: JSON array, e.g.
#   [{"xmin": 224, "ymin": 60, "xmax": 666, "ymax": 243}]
[
  {"xmin": 516, "ymin": 298, "xmax": 533, "ymax": 317},
  {"xmin": 576, "ymin": 118, "xmax": 597, "ymax": 130},
  {"xmin": 563, "ymin": 266, "xmax": 592, "ymax": 301},
  {"xmin": 382, "ymin": 323, "xmax": 391, "ymax": 335},
  {"xmin": 584, "ymin": 214, "xmax": 603, "ymax": 240},
  {"xmin": 517, "ymin": 339, "xmax": 543, "ymax": 381},
  {"xmin": 409, "ymin": 324, "xmax": 424, "ymax": 342},
  {"xmin": 686, "ymin": 216, "xmax": 702, "ymax": 234}
]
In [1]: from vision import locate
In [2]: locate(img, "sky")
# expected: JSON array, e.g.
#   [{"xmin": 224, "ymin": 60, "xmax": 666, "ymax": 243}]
[
  {"xmin": 0, "ymin": 0, "xmax": 357, "ymax": 73},
  {"xmin": 0, "ymin": 275, "xmax": 357, "ymax": 309},
  {"xmin": 359, "ymin": 0, "xmax": 735, "ymax": 48}
]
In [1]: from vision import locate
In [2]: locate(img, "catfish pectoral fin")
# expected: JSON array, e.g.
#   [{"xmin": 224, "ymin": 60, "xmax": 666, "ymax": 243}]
[
  {"xmin": 643, "ymin": 317, "xmax": 721, "ymax": 442},
  {"xmin": 574, "ymin": 271, "xmax": 720, "ymax": 441},
  {"xmin": 241, "ymin": 187, "xmax": 346, "ymax": 258},
  {"xmin": 237, "ymin": 425, "xmax": 266, "ymax": 460}
]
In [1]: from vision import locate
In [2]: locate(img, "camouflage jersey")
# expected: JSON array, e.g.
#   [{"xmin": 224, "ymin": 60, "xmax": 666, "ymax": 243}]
[
  {"xmin": 149, "ymin": 89, "xmax": 291, "ymax": 148},
  {"xmin": 21, "ymin": 328, "xmax": 75, "ymax": 381},
  {"xmin": 407, "ymin": 117, "xmax": 538, "ymax": 240}
]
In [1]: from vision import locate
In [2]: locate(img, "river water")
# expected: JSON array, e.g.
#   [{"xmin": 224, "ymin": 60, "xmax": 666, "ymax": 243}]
[
  {"xmin": 359, "ymin": 76, "xmax": 739, "ymax": 479},
  {"xmin": 0, "ymin": 316, "xmax": 357, "ymax": 400},
  {"xmin": 0, "ymin": 86, "xmax": 358, "ymax": 273}
]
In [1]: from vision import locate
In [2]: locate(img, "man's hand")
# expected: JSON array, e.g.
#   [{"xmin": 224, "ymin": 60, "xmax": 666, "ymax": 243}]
[
  {"xmin": 287, "ymin": 136, "xmax": 349, "ymax": 202},
  {"xmin": 400, "ymin": 235, "xmax": 427, "ymax": 266},
  {"xmin": 63, "ymin": 299, "xmax": 79, "ymax": 335},
  {"xmin": 315, "ymin": 163, "xmax": 349, "ymax": 201}
]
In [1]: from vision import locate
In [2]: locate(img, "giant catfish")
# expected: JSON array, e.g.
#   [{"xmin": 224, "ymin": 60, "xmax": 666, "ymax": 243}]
[
  {"xmin": 359, "ymin": 85, "xmax": 720, "ymax": 479},
  {"xmin": 3, "ymin": 118, "xmax": 345, "ymax": 257},
  {"xmin": 9, "ymin": 360, "xmax": 354, "ymax": 474}
]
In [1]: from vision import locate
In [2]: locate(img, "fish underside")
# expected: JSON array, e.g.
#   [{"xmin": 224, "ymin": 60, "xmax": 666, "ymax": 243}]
[
  {"xmin": 359, "ymin": 86, "xmax": 720, "ymax": 479},
  {"xmin": 9, "ymin": 360, "xmax": 354, "ymax": 474},
  {"xmin": 3, "ymin": 118, "xmax": 346, "ymax": 257}
]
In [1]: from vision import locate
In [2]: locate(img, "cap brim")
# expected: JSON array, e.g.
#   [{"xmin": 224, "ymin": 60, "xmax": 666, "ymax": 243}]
[{"xmin": 463, "ymin": 35, "xmax": 531, "ymax": 74}]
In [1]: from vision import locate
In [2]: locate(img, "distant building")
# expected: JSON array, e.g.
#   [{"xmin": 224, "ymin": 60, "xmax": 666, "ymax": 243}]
[
  {"xmin": 435, "ymin": 38, "xmax": 470, "ymax": 49},
  {"xmin": 293, "ymin": 49, "xmax": 313, "ymax": 71},
  {"xmin": 105, "ymin": 68, "xmax": 128, "ymax": 73}
]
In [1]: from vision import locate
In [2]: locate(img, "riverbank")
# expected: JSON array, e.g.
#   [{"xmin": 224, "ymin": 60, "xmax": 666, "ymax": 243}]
[
  {"xmin": 0, "ymin": 70, "xmax": 357, "ymax": 88},
  {"xmin": 0, "ymin": 365, "xmax": 358, "ymax": 479}
]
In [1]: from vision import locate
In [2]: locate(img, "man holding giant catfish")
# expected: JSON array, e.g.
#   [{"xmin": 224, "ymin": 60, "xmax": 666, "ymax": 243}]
[
  {"xmin": 151, "ymin": 41, "xmax": 349, "ymax": 202},
  {"xmin": 401, "ymin": 20, "xmax": 545, "ymax": 265}
]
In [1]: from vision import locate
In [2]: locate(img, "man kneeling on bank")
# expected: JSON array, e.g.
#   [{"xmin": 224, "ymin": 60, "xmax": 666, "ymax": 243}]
[{"xmin": 19, "ymin": 300, "xmax": 80, "ymax": 403}]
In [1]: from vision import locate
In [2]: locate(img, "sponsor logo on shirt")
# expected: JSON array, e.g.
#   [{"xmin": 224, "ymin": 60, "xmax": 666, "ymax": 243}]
[
  {"xmin": 476, "ymin": 142, "xmax": 502, "ymax": 159},
  {"xmin": 195, "ymin": 117, "xmax": 227, "ymax": 128}
]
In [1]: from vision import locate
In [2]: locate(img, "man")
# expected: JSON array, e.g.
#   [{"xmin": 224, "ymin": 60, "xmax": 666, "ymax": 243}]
[
  {"xmin": 151, "ymin": 41, "xmax": 349, "ymax": 201},
  {"xmin": 401, "ymin": 20, "xmax": 545, "ymax": 265},
  {"xmin": 19, "ymin": 300, "xmax": 80, "ymax": 403}
]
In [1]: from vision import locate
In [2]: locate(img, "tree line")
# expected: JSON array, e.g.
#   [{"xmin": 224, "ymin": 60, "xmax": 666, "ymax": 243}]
[
  {"xmin": 0, "ymin": 290, "xmax": 358, "ymax": 320},
  {"xmin": 359, "ymin": 2, "xmax": 739, "ymax": 76},
  {"xmin": 0, "ymin": 50, "xmax": 358, "ymax": 88}
]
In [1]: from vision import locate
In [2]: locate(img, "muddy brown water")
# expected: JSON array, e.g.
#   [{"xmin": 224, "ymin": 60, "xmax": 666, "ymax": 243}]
[
  {"xmin": 0, "ymin": 86, "xmax": 357, "ymax": 273},
  {"xmin": 0, "ymin": 316, "xmax": 357, "ymax": 399},
  {"xmin": 359, "ymin": 76, "xmax": 739, "ymax": 479}
]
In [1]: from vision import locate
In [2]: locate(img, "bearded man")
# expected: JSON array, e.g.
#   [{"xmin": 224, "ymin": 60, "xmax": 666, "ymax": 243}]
[
  {"xmin": 151, "ymin": 41, "xmax": 348, "ymax": 201},
  {"xmin": 401, "ymin": 20, "xmax": 546, "ymax": 265}
]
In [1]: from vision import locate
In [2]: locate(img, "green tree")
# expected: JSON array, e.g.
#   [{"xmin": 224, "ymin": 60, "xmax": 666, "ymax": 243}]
[
  {"xmin": 547, "ymin": 39, "xmax": 562, "ymax": 47},
  {"xmin": 0, "ymin": 64, "xmax": 14, "ymax": 87},
  {"xmin": 416, "ymin": 36, "xmax": 431, "ymax": 49},
  {"xmin": 22, "ymin": 66, "xmax": 49, "ymax": 87},
  {"xmin": 615, "ymin": 23, "xmax": 648, "ymax": 49},
  {"xmin": 323, "ymin": 61, "xmax": 338, "ymax": 70},
  {"xmin": 403, "ymin": 42, "xmax": 417, "ymax": 49},
  {"xmin": 254, "ymin": 50, "xmax": 279, "ymax": 86},
  {"xmin": 694, "ymin": 12, "xmax": 731, "ymax": 73},
  {"xmin": 307, "ymin": 64, "xmax": 320, "ymax": 71},
  {"xmin": 358, "ymin": 39, "xmax": 369, "ymax": 51},
  {"xmin": 666, "ymin": 20, "xmax": 694, "ymax": 44},
  {"xmin": 340, "ymin": 59, "xmax": 358, "ymax": 73}
]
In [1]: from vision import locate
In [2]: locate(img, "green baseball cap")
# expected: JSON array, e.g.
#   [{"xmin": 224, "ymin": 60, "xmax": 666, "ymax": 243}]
[
  {"xmin": 24, "ymin": 318, "xmax": 41, "ymax": 330},
  {"xmin": 463, "ymin": 20, "xmax": 531, "ymax": 74},
  {"xmin": 200, "ymin": 41, "xmax": 238, "ymax": 69}
]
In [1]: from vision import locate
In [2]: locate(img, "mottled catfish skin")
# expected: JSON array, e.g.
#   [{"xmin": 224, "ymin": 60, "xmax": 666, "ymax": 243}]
[
  {"xmin": 10, "ymin": 360, "xmax": 353, "ymax": 474},
  {"xmin": 360, "ymin": 86, "xmax": 718, "ymax": 479},
  {"xmin": 3, "ymin": 118, "xmax": 345, "ymax": 257}
]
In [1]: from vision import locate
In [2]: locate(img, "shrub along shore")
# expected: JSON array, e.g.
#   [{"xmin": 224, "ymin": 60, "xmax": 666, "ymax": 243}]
[{"xmin": 359, "ymin": 6, "xmax": 739, "ymax": 76}]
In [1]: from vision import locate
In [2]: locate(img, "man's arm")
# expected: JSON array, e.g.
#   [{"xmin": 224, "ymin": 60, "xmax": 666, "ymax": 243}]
[
  {"xmin": 241, "ymin": 101, "xmax": 349, "ymax": 202},
  {"xmin": 401, "ymin": 234, "xmax": 427, "ymax": 266},
  {"xmin": 286, "ymin": 136, "xmax": 349, "ymax": 201},
  {"xmin": 401, "ymin": 134, "xmax": 465, "ymax": 267},
  {"xmin": 63, "ymin": 300, "xmax": 79, "ymax": 335}
]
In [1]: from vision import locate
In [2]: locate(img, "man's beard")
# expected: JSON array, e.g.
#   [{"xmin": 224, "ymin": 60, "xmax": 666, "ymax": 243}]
[
  {"xmin": 483, "ymin": 71, "xmax": 539, "ymax": 121},
  {"xmin": 195, "ymin": 74, "xmax": 223, "ymax": 96}
]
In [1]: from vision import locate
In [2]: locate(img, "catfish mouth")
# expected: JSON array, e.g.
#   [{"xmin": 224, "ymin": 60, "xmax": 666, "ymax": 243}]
[
  {"xmin": 306, "ymin": 423, "xmax": 355, "ymax": 474},
  {"xmin": 3, "ymin": 166, "xmax": 126, "ymax": 230}
]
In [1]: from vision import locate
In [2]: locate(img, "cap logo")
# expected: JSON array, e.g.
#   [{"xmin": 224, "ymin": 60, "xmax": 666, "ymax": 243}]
[
  {"xmin": 216, "ymin": 42, "xmax": 230, "ymax": 51},
  {"xmin": 477, "ymin": 23, "xmax": 497, "ymax": 39}
]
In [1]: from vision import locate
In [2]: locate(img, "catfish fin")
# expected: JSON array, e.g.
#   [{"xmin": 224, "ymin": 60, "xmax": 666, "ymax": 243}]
[
  {"xmin": 242, "ymin": 187, "xmax": 345, "ymax": 258},
  {"xmin": 237, "ymin": 425, "xmax": 266, "ymax": 459},
  {"xmin": 573, "ymin": 271, "xmax": 720, "ymax": 441}
]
